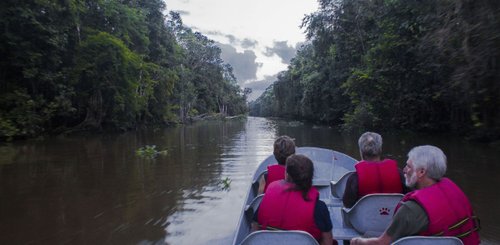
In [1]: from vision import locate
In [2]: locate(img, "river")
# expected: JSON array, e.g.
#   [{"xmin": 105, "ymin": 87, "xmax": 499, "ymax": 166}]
[{"xmin": 0, "ymin": 117, "xmax": 498, "ymax": 244}]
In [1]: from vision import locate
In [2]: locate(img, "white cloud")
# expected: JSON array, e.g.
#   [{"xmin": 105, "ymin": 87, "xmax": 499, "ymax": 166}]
[
  {"xmin": 165, "ymin": 0, "xmax": 318, "ymax": 98},
  {"xmin": 217, "ymin": 42, "xmax": 261, "ymax": 82}
]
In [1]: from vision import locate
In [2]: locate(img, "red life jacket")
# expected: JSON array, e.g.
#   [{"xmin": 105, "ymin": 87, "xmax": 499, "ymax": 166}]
[
  {"xmin": 355, "ymin": 159, "xmax": 403, "ymax": 196},
  {"xmin": 257, "ymin": 180, "xmax": 322, "ymax": 240},
  {"xmin": 264, "ymin": 164, "xmax": 286, "ymax": 192},
  {"xmin": 397, "ymin": 178, "xmax": 480, "ymax": 245}
]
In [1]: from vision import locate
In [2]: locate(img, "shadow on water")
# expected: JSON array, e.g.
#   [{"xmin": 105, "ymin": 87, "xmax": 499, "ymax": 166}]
[{"xmin": 0, "ymin": 117, "xmax": 498, "ymax": 244}]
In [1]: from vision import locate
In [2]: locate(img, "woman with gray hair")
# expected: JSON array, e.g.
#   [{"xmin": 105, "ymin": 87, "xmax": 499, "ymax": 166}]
[{"xmin": 343, "ymin": 132, "xmax": 408, "ymax": 208}]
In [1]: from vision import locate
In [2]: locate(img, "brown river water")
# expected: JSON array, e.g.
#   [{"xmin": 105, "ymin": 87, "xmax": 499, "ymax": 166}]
[{"xmin": 0, "ymin": 117, "xmax": 498, "ymax": 244}]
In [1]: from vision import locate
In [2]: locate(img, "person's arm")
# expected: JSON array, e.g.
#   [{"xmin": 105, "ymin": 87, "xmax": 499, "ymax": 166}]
[
  {"xmin": 257, "ymin": 175, "xmax": 266, "ymax": 194},
  {"xmin": 320, "ymin": 231, "xmax": 334, "ymax": 245},
  {"xmin": 252, "ymin": 206, "xmax": 260, "ymax": 232},
  {"xmin": 314, "ymin": 200, "xmax": 337, "ymax": 245},
  {"xmin": 350, "ymin": 201, "xmax": 428, "ymax": 245},
  {"xmin": 251, "ymin": 222, "xmax": 259, "ymax": 232},
  {"xmin": 350, "ymin": 231, "xmax": 392, "ymax": 245},
  {"xmin": 342, "ymin": 173, "xmax": 359, "ymax": 208}
]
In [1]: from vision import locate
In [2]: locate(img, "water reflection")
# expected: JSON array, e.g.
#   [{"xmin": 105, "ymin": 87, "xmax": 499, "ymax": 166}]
[
  {"xmin": 0, "ymin": 117, "xmax": 498, "ymax": 244},
  {"xmin": 164, "ymin": 117, "xmax": 276, "ymax": 244}
]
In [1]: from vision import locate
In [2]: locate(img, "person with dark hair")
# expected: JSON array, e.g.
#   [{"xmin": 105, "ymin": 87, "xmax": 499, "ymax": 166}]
[
  {"xmin": 253, "ymin": 154, "xmax": 336, "ymax": 245},
  {"xmin": 350, "ymin": 145, "xmax": 480, "ymax": 245},
  {"xmin": 343, "ymin": 132, "xmax": 408, "ymax": 208},
  {"xmin": 258, "ymin": 135, "xmax": 296, "ymax": 194}
]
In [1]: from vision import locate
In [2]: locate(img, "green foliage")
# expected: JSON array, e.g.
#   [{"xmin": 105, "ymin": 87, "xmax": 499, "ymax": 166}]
[
  {"xmin": 136, "ymin": 145, "xmax": 168, "ymax": 159},
  {"xmin": 72, "ymin": 32, "xmax": 144, "ymax": 129},
  {"xmin": 220, "ymin": 176, "xmax": 232, "ymax": 191},
  {"xmin": 250, "ymin": 0, "xmax": 500, "ymax": 140},
  {"xmin": 0, "ymin": 90, "xmax": 45, "ymax": 138},
  {"xmin": 0, "ymin": 1, "xmax": 247, "ymax": 139},
  {"xmin": 341, "ymin": 103, "xmax": 380, "ymax": 132},
  {"xmin": 166, "ymin": 11, "xmax": 247, "ymax": 122}
]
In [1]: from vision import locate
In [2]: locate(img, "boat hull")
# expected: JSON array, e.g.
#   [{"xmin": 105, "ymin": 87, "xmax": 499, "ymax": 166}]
[{"xmin": 232, "ymin": 147, "xmax": 357, "ymax": 245}]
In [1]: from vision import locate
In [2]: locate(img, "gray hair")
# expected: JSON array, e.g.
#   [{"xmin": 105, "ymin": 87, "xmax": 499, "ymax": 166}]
[
  {"xmin": 408, "ymin": 145, "xmax": 447, "ymax": 180},
  {"xmin": 358, "ymin": 132, "xmax": 383, "ymax": 159}
]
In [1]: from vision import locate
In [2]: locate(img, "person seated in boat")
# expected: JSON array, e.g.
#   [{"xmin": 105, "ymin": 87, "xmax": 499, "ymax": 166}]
[
  {"xmin": 252, "ymin": 154, "xmax": 336, "ymax": 245},
  {"xmin": 343, "ymin": 132, "xmax": 408, "ymax": 208},
  {"xmin": 350, "ymin": 145, "xmax": 480, "ymax": 245},
  {"xmin": 258, "ymin": 135, "xmax": 296, "ymax": 194}
]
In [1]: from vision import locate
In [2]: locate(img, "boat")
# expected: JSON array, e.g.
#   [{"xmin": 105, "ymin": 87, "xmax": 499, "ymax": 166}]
[
  {"xmin": 232, "ymin": 147, "xmax": 357, "ymax": 244},
  {"xmin": 232, "ymin": 147, "xmax": 465, "ymax": 245}
]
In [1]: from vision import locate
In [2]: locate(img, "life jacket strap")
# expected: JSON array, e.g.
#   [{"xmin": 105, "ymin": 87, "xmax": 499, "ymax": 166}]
[
  {"xmin": 432, "ymin": 216, "xmax": 481, "ymax": 238},
  {"xmin": 258, "ymin": 223, "xmax": 283, "ymax": 231}
]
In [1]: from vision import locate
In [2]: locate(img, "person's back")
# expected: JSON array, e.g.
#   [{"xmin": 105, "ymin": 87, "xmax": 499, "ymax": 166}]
[
  {"xmin": 258, "ymin": 180, "xmax": 320, "ymax": 238},
  {"xmin": 258, "ymin": 135, "xmax": 295, "ymax": 194},
  {"xmin": 343, "ymin": 132, "xmax": 407, "ymax": 208},
  {"xmin": 355, "ymin": 159, "xmax": 402, "ymax": 196},
  {"xmin": 254, "ymin": 154, "xmax": 336, "ymax": 245},
  {"xmin": 265, "ymin": 165, "xmax": 286, "ymax": 189}
]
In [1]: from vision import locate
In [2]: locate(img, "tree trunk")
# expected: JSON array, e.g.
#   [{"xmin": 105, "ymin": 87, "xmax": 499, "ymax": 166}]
[{"xmin": 72, "ymin": 89, "xmax": 104, "ymax": 131}]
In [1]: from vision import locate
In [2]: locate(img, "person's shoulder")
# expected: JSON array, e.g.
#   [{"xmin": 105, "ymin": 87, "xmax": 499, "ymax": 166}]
[
  {"xmin": 314, "ymin": 199, "xmax": 333, "ymax": 231},
  {"xmin": 266, "ymin": 179, "xmax": 284, "ymax": 190},
  {"xmin": 314, "ymin": 200, "xmax": 331, "ymax": 219},
  {"xmin": 267, "ymin": 164, "xmax": 285, "ymax": 169},
  {"xmin": 355, "ymin": 160, "xmax": 366, "ymax": 167},
  {"xmin": 401, "ymin": 200, "xmax": 426, "ymax": 214},
  {"xmin": 382, "ymin": 158, "xmax": 398, "ymax": 164},
  {"xmin": 316, "ymin": 199, "xmax": 327, "ymax": 206},
  {"xmin": 347, "ymin": 172, "xmax": 359, "ymax": 181}
]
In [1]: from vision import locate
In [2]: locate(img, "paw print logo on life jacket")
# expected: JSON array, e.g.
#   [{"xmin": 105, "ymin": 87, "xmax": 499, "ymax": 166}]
[{"xmin": 379, "ymin": 207, "xmax": 390, "ymax": 215}]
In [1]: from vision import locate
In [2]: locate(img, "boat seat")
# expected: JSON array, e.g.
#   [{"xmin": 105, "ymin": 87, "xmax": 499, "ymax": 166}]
[
  {"xmin": 312, "ymin": 160, "xmax": 334, "ymax": 186},
  {"xmin": 240, "ymin": 230, "xmax": 319, "ymax": 245},
  {"xmin": 342, "ymin": 193, "xmax": 404, "ymax": 236},
  {"xmin": 391, "ymin": 236, "xmax": 464, "ymax": 245},
  {"xmin": 245, "ymin": 194, "xmax": 264, "ymax": 222},
  {"xmin": 330, "ymin": 171, "xmax": 355, "ymax": 198},
  {"xmin": 297, "ymin": 147, "xmax": 335, "ymax": 164}
]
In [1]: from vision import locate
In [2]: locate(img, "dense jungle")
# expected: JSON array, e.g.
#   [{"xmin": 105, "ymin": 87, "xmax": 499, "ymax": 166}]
[
  {"xmin": 250, "ymin": 0, "xmax": 500, "ymax": 142},
  {"xmin": 0, "ymin": 0, "xmax": 248, "ymax": 140},
  {"xmin": 1, "ymin": 0, "xmax": 499, "ymax": 142}
]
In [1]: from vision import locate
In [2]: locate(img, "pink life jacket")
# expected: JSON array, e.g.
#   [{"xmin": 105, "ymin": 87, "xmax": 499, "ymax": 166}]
[
  {"xmin": 397, "ymin": 178, "xmax": 480, "ymax": 245},
  {"xmin": 264, "ymin": 164, "xmax": 286, "ymax": 192},
  {"xmin": 257, "ymin": 180, "xmax": 321, "ymax": 240},
  {"xmin": 355, "ymin": 159, "xmax": 403, "ymax": 196}
]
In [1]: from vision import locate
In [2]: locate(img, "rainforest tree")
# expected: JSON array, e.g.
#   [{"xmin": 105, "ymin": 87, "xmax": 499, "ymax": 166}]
[
  {"xmin": 0, "ymin": 0, "xmax": 248, "ymax": 139},
  {"xmin": 250, "ymin": 0, "xmax": 500, "ymax": 141}
]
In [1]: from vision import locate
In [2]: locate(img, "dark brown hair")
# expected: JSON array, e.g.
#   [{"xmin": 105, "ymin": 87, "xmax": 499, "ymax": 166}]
[
  {"xmin": 273, "ymin": 135, "xmax": 296, "ymax": 165},
  {"xmin": 286, "ymin": 154, "xmax": 314, "ymax": 201}
]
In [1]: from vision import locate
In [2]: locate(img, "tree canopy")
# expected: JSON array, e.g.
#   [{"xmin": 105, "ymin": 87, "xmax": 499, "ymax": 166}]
[
  {"xmin": 250, "ymin": 0, "xmax": 500, "ymax": 141},
  {"xmin": 0, "ymin": 0, "xmax": 248, "ymax": 139}
]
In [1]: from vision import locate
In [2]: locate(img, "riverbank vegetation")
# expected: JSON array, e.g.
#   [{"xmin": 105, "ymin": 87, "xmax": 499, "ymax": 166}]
[
  {"xmin": 249, "ymin": 0, "xmax": 499, "ymax": 142},
  {"xmin": 0, "ymin": 0, "xmax": 248, "ymax": 140}
]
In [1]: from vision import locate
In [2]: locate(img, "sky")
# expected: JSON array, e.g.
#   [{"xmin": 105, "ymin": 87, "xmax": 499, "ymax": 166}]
[{"xmin": 164, "ymin": 0, "xmax": 319, "ymax": 101}]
